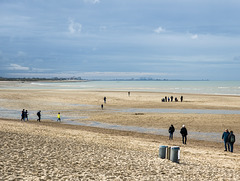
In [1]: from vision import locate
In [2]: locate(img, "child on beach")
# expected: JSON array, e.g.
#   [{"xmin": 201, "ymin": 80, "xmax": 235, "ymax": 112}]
[{"xmin": 57, "ymin": 112, "xmax": 61, "ymax": 122}]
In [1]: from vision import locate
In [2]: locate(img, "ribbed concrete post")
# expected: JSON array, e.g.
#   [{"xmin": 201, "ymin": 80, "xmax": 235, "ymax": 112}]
[
  {"xmin": 159, "ymin": 145, "xmax": 168, "ymax": 159},
  {"xmin": 167, "ymin": 146, "xmax": 171, "ymax": 160},
  {"xmin": 170, "ymin": 146, "xmax": 180, "ymax": 163}
]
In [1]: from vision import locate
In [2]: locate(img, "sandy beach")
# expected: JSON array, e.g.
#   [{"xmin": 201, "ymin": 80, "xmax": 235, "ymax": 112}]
[{"xmin": 0, "ymin": 81, "xmax": 240, "ymax": 180}]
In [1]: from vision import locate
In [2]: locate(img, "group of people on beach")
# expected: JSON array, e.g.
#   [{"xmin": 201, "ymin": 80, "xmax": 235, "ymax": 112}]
[
  {"xmin": 21, "ymin": 109, "xmax": 41, "ymax": 122},
  {"xmin": 222, "ymin": 129, "xmax": 236, "ymax": 152},
  {"xmin": 21, "ymin": 109, "xmax": 40, "ymax": 122},
  {"xmin": 21, "ymin": 109, "xmax": 29, "ymax": 121},
  {"xmin": 168, "ymin": 124, "xmax": 188, "ymax": 144},
  {"xmin": 20, "ymin": 92, "xmax": 236, "ymax": 154},
  {"xmin": 20, "ymin": 110, "xmax": 61, "ymax": 122},
  {"xmin": 169, "ymin": 125, "xmax": 236, "ymax": 152},
  {"xmin": 162, "ymin": 96, "xmax": 183, "ymax": 102}
]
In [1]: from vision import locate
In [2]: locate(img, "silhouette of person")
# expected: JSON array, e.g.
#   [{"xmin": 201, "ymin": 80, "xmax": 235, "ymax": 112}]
[
  {"xmin": 168, "ymin": 124, "xmax": 175, "ymax": 140},
  {"xmin": 37, "ymin": 111, "xmax": 41, "ymax": 122},
  {"xmin": 181, "ymin": 96, "xmax": 183, "ymax": 102},
  {"xmin": 21, "ymin": 109, "xmax": 25, "ymax": 121},
  {"xmin": 25, "ymin": 110, "xmax": 29, "ymax": 121},
  {"xmin": 222, "ymin": 129, "xmax": 230, "ymax": 151},
  {"xmin": 180, "ymin": 125, "xmax": 188, "ymax": 144}
]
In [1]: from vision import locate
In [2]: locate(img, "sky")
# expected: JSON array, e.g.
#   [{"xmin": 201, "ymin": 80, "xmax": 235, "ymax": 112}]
[{"xmin": 1, "ymin": 0, "xmax": 240, "ymax": 80}]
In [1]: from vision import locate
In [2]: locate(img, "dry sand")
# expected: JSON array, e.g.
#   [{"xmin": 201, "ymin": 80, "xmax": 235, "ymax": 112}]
[
  {"xmin": 0, "ymin": 82, "xmax": 240, "ymax": 180},
  {"xmin": 0, "ymin": 119, "xmax": 239, "ymax": 180}
]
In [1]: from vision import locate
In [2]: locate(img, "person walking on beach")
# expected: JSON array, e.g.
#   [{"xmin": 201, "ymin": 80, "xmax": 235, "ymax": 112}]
[
  {"xmin": 181, "ymin": 96, "xmax": 183, "ymax": 102},
  {"xmin": 168, "ymin": 124, "xmax": 175, "ymax": 140},
  {"xmin": 222, "ymin": 129, "xmax": 230, "ymax": 151},
  {"xmin": 57, "ymin": 112, "xmax": 61, "ymax": 122},
  {"xmin": 25, "ymin": 110, "xmax": 29, "ymax": 121},
  {"xmin": 227, "ymin": 130, "xmax": 235, "ymax": 152},
  {"xmin": 101, "ymin": 104, "xmax": 104, "ymax": 110},
  {"xmin": 128, "ymin": 92, "xmax": 130, "ymax": 96},
  {"xmin": 180, "ymin": 125, "xmax": 188, "ymax": 144},
  {"xmin": 21, "ymin": 109, "xmax": 25, "ymax": 121},
  {"xmin": 104, "ymin": 97, "xmax": 106, "ymax": 103},
  {"xmin": 37, "ymin": 111, "xmax": 41, "ymax": 122}
]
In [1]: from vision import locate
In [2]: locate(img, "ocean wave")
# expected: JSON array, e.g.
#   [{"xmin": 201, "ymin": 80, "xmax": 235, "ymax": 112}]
[{"xmin": 218, "ymin": 87, "xmax": 229, "ymax": 89}]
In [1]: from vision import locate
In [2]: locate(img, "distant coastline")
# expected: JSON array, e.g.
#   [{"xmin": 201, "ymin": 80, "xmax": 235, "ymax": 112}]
[
  {"xmin": 0, "ymin": 77, "xmax": 209, "ymax": 82},
  {"xmin": 0, "ymin": 77, "xmax": 84, "ymax": 82}
]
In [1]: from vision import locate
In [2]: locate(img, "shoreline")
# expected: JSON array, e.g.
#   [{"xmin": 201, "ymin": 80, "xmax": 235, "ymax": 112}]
[
  {"xmin": 1, "ymin": 118, "xmax": 239, "ymax": 152},
  {"xmin": 1, "ymin": 80, "xmax": 240, "ymax": 97}
]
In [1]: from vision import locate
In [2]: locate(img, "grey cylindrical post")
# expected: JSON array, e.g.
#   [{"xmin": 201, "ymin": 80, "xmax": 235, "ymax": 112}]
[
  {"xmin": 170, "ymin": 146, "xmax": 180, "ymax": 163},
  {"xmin": 159, "ymin": 145, "xmax": 168, "ymax": 159},
  {"xmin": 167, "ymin": 146, "xmax": 171, "ymax": 160}
]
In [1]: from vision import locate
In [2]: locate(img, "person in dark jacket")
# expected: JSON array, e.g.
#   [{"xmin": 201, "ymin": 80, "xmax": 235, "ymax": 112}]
[
  {"xmin": 227, "ymin": 130, "xmax": 235, "ymax": 152},
  {"xmin": 168, "ymin": 124, "xmax": 175, "ymax": 140},
  {"xmin": 222, "ymin": 129, "xmax": 230, "ymax": 151},
  {"xmin": 37, "ymin": 111, "xmax": 41, "ymax": 122},
  {"xmin": 21, "ymin": 109, "xmax": 25, "ymax": 121},
  {"xmin": 180, "ymin": 125, "xmax": 188, "ymax": 144},
  {"xmin": 25, "ymin": 110, "xmax": 29, "ymax": 121},
  {"xmin": 180, "ymin": 96, "xmax": 183, "ymax": 102}
]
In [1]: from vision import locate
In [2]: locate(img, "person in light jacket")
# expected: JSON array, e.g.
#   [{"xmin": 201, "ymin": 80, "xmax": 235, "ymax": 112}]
[{"xmin": 57, "ymin": 112, "xmax": 61, "ymax": 122}]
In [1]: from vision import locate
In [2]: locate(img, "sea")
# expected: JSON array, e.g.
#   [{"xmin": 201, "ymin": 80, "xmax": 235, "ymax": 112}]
[{"xmin": 14, "ymin": 80, "xmax": 240, "ymax": 96}]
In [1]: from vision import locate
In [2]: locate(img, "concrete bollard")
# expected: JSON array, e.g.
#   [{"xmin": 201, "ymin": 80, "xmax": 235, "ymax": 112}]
[
  {"xmin": 167, "ymin": 146, "xmax": 171, "ymax": 160},
  {"xmin": 159, "ymin": 145, "xmax": 168, "ymax": 159},
  {"xmin": 170, "ymin": 146, "xmax": 180, "ymax": 163}
]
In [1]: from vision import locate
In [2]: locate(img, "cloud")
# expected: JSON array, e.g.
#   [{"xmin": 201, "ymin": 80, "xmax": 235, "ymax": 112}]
[
  {"xmin": 8, "ymin": 64, "xmax": 29, "ymax": 71},
  {"xmin": 84, "ymin": 0, "xmax": 100, "ymax": 4},
  {"xmin": 5, "ymin": 71, "xmax": 170, "ymax": 79},
  {"xmin": 80, "ymin": 71, "xmax": 169, "ymax": 78},
  {"xmin": 31, "ymin": 68, "xmax": 54, "ymax": 72},
  {"xmin": 99, "ymin": 26, "xmax": 107, "ymax": 31},
  {"xmin": 191, "ymin": 34, "xmax": 198, "ymax": 39},
  {"xmin": 68, "ymin": 19, "xmax": 82, "ymax": 34},
  {"xmin": 154, "ymin": 27, "xmax": 166, "ymax": 33},
  {"xmin": 233, "ymin": 56, "xmax": 240, "ymax": 62},
  {"xmin": 17, "ymin": 51, "xmax": 26, "ymax": 57}
]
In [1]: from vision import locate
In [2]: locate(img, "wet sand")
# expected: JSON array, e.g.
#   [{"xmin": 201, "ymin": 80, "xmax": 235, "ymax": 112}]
[
  {"xmin": 0, "ymin": 82, "xmax": 240, "ymax": 180},
  {"xmin": 1, "ymin": 88, "xmax": 240, "ymax": 134}
]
